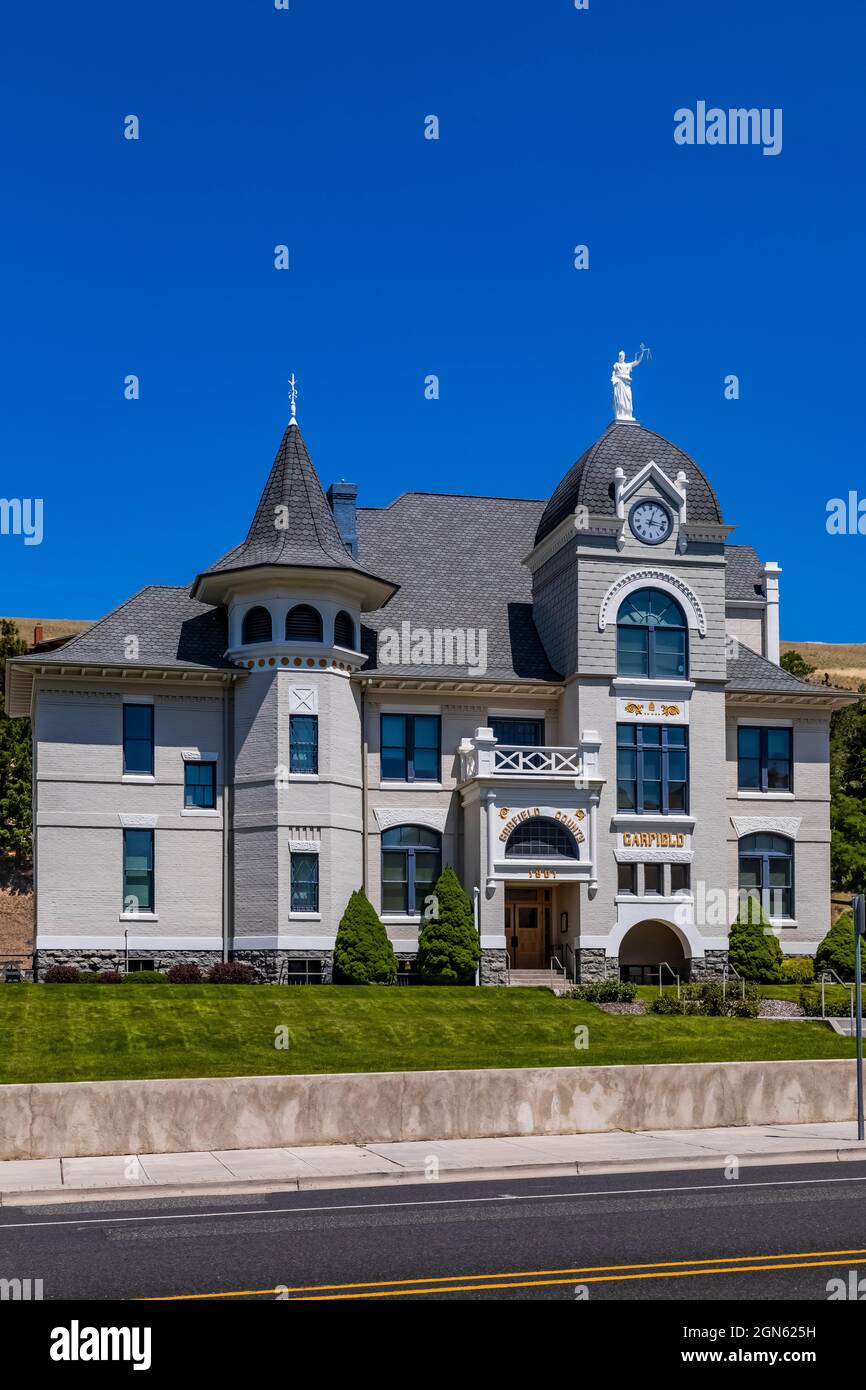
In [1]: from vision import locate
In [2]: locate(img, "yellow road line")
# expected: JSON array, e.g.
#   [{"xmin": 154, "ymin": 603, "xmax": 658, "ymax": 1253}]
[{"xmin": 139, "ymin": 1246, "xmax": 866, "ymax": 1301}]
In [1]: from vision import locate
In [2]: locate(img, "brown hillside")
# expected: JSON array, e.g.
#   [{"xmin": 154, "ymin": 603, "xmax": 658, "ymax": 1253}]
[
  {"xmin": 7, "ymin": 617, "xmax": 93, "ymax": 647},
  {"xmin": 782, "ymin": 641, "xmax": 866, "ymax": 692}
]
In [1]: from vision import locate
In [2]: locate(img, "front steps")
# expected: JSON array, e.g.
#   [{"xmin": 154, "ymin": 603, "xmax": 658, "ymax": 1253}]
[{"xmin": 507, "ymin": 967, "xmax": 567, "ymax": 990}]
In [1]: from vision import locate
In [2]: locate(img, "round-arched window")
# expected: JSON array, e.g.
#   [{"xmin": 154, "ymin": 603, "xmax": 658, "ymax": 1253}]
[
  {"xmin": 334, "ymin": 610, "xmax": 355, "ymax": 649},
  {"xmin": 738, "ymin": 833, "xmax": 794, "ymax": 920},
  {"xmin": 504, "ymin": 817, "xmax": 579, "ymax": 859},
  {"xmin": 381, "ymin": 825, "xmax": 441, "ymax": 914},
  {"xmin": 241, "ymin": 605, "xmax": 272, "ymax": 644},
  {"xmin": 617, "ymin": 587, "xmax": 687, "ymax": 679},
  {"xmin": 285, "ymin": 605, "xmax": 323, "ymax": 641}
]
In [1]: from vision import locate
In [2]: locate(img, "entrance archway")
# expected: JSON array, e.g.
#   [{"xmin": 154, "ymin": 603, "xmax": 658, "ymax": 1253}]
[{"xmin": 618, "ymin": 920, "xmax": 689, "ymax": 984}]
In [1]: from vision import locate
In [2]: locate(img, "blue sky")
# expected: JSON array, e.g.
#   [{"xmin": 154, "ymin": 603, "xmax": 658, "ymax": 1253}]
[{"xmin": 1, "ymin": 0, "xmax": 863, "ymax": 641}]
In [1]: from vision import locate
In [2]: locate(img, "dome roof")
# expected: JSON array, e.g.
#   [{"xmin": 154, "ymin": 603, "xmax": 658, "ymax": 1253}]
[{"xmin": 534, "ymin": 421, "xmax": 724, "ymax": 546}]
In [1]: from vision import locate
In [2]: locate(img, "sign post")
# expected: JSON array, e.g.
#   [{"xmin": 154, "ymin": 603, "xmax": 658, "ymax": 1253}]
[{"xmin": 854, "ymin": 895, "xmax": 865, "ymax": 1141}]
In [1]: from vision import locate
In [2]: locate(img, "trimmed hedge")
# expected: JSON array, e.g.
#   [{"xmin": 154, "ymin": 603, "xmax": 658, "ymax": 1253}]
[
  {"xmin": 417, "ymin": 867, "xmax": 480, "ymax": 985},
  {"xmin": 95, "ymin": 970, "xmax": 125, "ymax": 984},
  {"xmin": 782, "ymin": 956, "xmax": 815, "ymax": 984},
  {"xmin": 43, "ymin": 964, "xmax": 81, "ymax": 984},
  {"xmin": 123, "ymin": 970, "xmax": 169, "ymax": 984},
  {"xmin": 815, "ymin": 913, "xmax": 856, "ymax": 983},
  {"xmin": 167, "ymin": 962, "xmax": 203, "ymax": 984},
  {"xmin": 728, "ymin": 898, "xmax": 784, "ymax": 982},
  {"xmin": 333, "ymin": 889, "xmax": 397, "ymax": 985},
  {"xmin": 571, "ymin": 979, "xmax": 637, "ymax": 1003}
]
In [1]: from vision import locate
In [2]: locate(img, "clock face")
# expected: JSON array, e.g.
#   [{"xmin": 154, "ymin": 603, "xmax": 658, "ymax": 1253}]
[{"xmin": 629, "ymin": 499, "xmax": 672, "ymax": 545}]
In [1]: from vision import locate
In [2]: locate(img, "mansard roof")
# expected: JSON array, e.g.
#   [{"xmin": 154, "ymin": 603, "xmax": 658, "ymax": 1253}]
[
  {"xmin": 191, "ymin": 422, "xmax": 397, "ymax": 609},
  {"xmin": 534, "ymin": 421, "xmax": 724, "ymax": 545},
  {"xmin": 726, "ymin": 641, "xmax": 852, "ymax": 700},
  {"xmin": 356, "ymin": 492, "xmax": 561, "ymax": 683}
]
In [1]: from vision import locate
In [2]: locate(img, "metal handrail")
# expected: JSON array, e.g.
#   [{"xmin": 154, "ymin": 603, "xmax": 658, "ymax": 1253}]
[
  {"xmin": 659, "ymin": 961, "xmax": 681, "ymax": 999},
  {"xmin": 817, "ymin": 969, "xmax": 855, "ymax": 1024},
  {"xmin": 722, "ymin": 963, "xmax": 746, "ymax": 1001},
  {"xmin": 562, "ymin": 941, "xmax": 578, "ymax": 985},
  {"xmin": 549, "ymin": 954, "xmax": 567, "ymax": 988}
]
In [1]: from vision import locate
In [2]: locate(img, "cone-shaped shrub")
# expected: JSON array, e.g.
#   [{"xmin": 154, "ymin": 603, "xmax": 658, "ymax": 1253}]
[
  {"xmin": 815, "ymin": 912, "xmax": 856, "ymax": 982},
  {"xmin": 333, "ymin": 889, "xmax": 397, "ymax": 984},
  {"xmin": 728, "ymin": 895, "xmax": 784, "ymax": 982},
  {"xmin": 417, "ymin": 866, "xmax": 480, "ymax": 985}
]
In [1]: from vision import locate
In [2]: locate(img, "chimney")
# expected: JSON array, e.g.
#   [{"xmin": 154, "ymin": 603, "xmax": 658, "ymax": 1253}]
[
  {"xmin": 327, "ymin": 480, "xmax": 359, "ymax": 558},
  {"xmin": 33, "ymin": 623, "xmax": 43, "ymax": 645},
  {"xmin": 763, "ymin": 562, "xmax": 781, "ymax": 665}
]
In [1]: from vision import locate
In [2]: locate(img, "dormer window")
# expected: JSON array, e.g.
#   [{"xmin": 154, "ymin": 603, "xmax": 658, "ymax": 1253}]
[
  {"xmin": 241, "ymin": 606, "xmax": 272, "ymax": 644},
  {"xmin": 285, "ymin": 605, "xmax": 323, "ymax": 641},
  {"xmin": 334, "ymin": 610, "xmax": 355, "ymax": 649},
  {"xmin": 616, "ymin": 587, "xmax": 687, "ymax": 678}
]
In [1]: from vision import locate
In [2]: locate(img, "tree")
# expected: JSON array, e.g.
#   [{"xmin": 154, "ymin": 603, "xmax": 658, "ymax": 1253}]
[
  {"xmin": 780, "ymin": 649, "xmax": 816, "ymax": 681},
  {"xmin": 815, "ymin": 911, "xmax": 856, "ymax": 982},
  {"xmin": 0, "ymin": 619, "xmax": 31, "ymax": 875},
  {"xmin": 332, "ymin": 888, "xmax": 396, "ymax": 984},
  {"xmin": 417, "ymin": 866, "xmax": 480, "ymax": 985},
  {"xmin": 728, "ymin": 896, "xmax": 784, "ymax": 982},
  {"xmin": 830, "ymin": 691, "xmax": 866, "ymax": 894}
]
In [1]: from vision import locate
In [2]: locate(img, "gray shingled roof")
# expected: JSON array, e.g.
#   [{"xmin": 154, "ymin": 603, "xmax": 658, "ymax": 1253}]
[
  {"xmin": 11, "ymin": 587, "xmax": 234, "ymax": 670},
  {"xmin": 356, "ymin": 493, "xmax": 561, "ymax": 682},
  {"xmin": 192, "ymin": 423, "xmax": 394, "ymax": 593},
  {"xmin": 727, "ymin": 642, "xmax": 833, "ymax": 694},
  {"xmin": 535, "ymin": 421, "xmax": 724, "ymax": 544},
  {"xmin": 725, "ymin": 543, "xmax": 765, "ymax": 601}
]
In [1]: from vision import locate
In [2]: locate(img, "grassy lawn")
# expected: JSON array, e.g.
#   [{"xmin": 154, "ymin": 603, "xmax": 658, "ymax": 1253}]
[{"xmin": 0, "ymin": 984, "xmax": 857, "ymax": 1085}]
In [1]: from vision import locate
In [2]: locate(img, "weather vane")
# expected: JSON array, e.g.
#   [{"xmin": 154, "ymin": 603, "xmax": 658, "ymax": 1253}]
[{"xmin": 288, "ymin": 372, "xmax": 298, "ymax": 425}]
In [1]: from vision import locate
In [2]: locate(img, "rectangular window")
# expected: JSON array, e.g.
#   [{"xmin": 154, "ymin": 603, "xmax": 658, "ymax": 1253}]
[
  {"xmin": 617, "ymin": 724, "xmax": 689, "ymax": 815},
  {"xmin": 184, "ymin": 761, "xmax": 216, "ymax": 809},
  {"xmin": 670, "ymin": 862, "xmax": 691, "ymax": 894},
  {"xmin": 737, "ymin": 726, "xmax": 792, "ymax": 793},
  {"xmin": 380, "ymin": 713, "xmax": 441, "ymax": 782},
  {"xmin": 291, "ymin": 853, "xmax": 319, "ymax": 913},
  {"xmin": 489, "ymin": 717, "xmax": 544, "ymax": 746},
  {"xmin": 290, "ymin": 714, "xmax": 318, "ymax": 774},
  {"xmin": 123, "ymin": 829, "xmax": 154, "ymax": 913},
  {"xmin": 617, "ymin": 862, "xmax": 637, "ymax": 895},
  {"xmin": 644, "ymin": 863, "xmax": 663, "ymax": 895},
  {"xmin": 123, "ymin": 703, "xmax": 154, "ymax": 775}
]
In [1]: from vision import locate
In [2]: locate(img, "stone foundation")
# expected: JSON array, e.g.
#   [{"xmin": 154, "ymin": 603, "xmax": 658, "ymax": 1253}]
[
  {"xmin": 35, "ymin": 948, "xmax": 221, "ymax": 978},
  {"xmin": 689, "ymin": 950, "xmax": 728, "ymax": 981},
  {"xmin": 231, "ymin": 949, "xmax": 334, "ymax": 984},
  {"xmin": 481, "ymin": 948, "xmax": 509, "ymax": 986}
]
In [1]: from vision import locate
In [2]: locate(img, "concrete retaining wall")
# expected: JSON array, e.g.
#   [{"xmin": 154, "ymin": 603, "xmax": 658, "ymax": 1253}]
[{"xmin": 0, "ymin": 1059, "xmax": 858, "ymax": 1160}]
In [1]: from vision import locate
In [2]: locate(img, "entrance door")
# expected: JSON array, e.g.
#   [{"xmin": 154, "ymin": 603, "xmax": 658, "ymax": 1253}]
[{"xmin": 506, "ymin": 900, "xmax": 545, "ymax": 968}]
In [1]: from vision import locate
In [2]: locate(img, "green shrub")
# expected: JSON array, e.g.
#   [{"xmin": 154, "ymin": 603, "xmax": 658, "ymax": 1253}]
[
  {"xmin": 782, "ymin": 956, "xmax": 815, "ymax": 984},
  {"xmin": 728, "ymin": 997, "xmax": 760, "ymax": 1019},
  {"xmin": 799, "ymin": 987, "xmax": 852, "ymax": 1019},
  {"xmin": 417, "ymin": 866, "xmax": 480, "ymax": 985},
  {"xmin": 123, "ymin": 970, "xmax": 169, "ymax": 984},
  {"xmin": 815, "ymin": 913, "xmax": 856, "ymax": 982},
  {"xmin": 728, "ymin": 897, "xmax": 784, "ymax": 982},
  {"xmin": 207, "ymin": 962, "xmax": 257, "ymax": 984},
  {"xmin": 333, "ymin": 889, "xmax": 397, "ymax": 984},
  {"xmin": 648, "ymin": 993, "xmax": 682, "ymax": 1015},
  {"xmin": 43, "ymin": 964, "xmax": 81, "ymax": 984},
  {"xmin": 572, "ymin": 979, "xmax": 637, "ymax": 1003}
]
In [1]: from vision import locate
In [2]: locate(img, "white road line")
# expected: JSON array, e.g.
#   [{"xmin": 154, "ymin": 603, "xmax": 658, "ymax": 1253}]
[{"xmin": 1, "ymin": 1172, "xmax": 865, "ymax": 1233}]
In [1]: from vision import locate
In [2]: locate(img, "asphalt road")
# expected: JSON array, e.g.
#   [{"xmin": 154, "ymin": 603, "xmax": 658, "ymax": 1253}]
[{"xmin": 3, "ymin": 1160, "xmax": 866, "ymax": 1302}]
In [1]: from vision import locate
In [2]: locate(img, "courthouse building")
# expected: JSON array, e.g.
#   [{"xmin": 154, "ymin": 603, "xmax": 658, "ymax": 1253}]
[{"xmin": 6, "ymin": 376, "xmax": 851, "ymax": 983}]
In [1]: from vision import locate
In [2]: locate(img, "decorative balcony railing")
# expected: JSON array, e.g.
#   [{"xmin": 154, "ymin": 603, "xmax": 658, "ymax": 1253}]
[{"xmin": 457, "ymin": 728, "xmax": 602, "ymax": 785}]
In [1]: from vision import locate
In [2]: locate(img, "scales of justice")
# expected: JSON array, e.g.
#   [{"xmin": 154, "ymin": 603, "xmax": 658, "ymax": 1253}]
[{"xmin": 611, "ymin": 343, "xmax": 651, "ymax": 422}]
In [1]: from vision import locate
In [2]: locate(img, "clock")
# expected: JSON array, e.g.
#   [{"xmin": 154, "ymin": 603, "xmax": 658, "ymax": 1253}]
[{"xmin": 628, "ymin": 498, "xmax": 673, "ymax": 545}]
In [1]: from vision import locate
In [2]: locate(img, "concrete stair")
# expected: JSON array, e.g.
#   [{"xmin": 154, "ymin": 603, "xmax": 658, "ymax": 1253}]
[{"xmin": 507, "ymin": 967, "xmax": 567, "ymax": 989}]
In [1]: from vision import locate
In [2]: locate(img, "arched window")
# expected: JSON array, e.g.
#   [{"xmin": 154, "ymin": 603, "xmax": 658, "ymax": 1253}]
[
  {"xmin": 381, "ymin": 825, "xmax": 441, "ymax": 914},
  {"xmin": 504, "ymin": 817, "xmax": 579, "ymax": 859},
  {"xmin": 738, "ymin": 833, "xmax": 794, "ymax": 920},
  {"xmin": 617, "ymin": 587, "xmax": 687, "ymax": 679},
  {"xmin": 241, "ymin": 605, "xmax": 272, "ymax": 645},
  {"xmin": 334, "ymin": 610, "xmax": 355, "ymax": 649},
  {"xmin": 285, "ymin": 604, "xmax": 323, "ymax": 642}
]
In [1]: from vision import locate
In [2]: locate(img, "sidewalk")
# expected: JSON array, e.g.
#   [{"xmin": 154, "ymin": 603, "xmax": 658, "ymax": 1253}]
[{"xmin": 1, "ymin": 1121, "xmax": 865, "ymax": 1205}]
